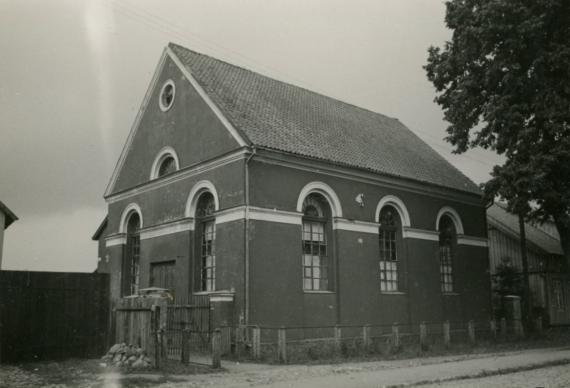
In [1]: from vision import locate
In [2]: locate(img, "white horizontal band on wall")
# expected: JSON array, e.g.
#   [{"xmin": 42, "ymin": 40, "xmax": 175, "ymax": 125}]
[
  {"xmin": 106, "ymin": 149, "xmax": 248, "ymax": 204},
  {"xmin": 140, "ymin": 218, "xmax": 194, "ymax": 240},
  {"xmin": 249, "ymin": 206, "xmax": 302, "ymax": 225},
  {"xmin": 105, "ymin": 234, "xmax": 126, "ymax": 247},
  {"xmin": 402, "ymin": 227, "xmax": 440, "ymax": 241},
  {"xmin": 457, "ymin": 235, "xmax": 488, "ymax": 247},
  {"xmin": 215, "ymin": 207, "xmax": 246, "ymax": 224},
  {"xmin": 333, "ymin": 219, "xmax": 377, "ymax": 234},
  {"xmin": 106, "ymin": 206, "xmax": 488, "ymax": 247}
]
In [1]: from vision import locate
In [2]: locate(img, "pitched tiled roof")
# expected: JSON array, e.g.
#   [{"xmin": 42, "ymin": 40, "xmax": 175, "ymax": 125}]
[
  {"xmin": 487, "ymin": 203, "xmax": 563, "ymax": 255},
  {"xmin": 170, "ymin": 43, "xmax": 481, "ymax": 195}
]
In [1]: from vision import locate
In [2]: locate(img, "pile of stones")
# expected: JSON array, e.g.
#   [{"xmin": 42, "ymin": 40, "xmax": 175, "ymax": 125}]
[{"xmin": 101, "ymin": 343, "xmax": 153, "ymax": 369}]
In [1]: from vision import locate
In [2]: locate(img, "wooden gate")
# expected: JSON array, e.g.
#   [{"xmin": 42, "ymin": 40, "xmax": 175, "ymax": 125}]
[{"xmin": 165, "ymin": 295, "xmax": 212, "ymax": 363}]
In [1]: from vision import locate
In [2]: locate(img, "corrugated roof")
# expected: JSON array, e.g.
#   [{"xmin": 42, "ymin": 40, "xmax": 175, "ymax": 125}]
[
  {"xmin": 487, "ymin": 203, "xmax": 563, "ymax": 255},
  {"xmin": 169, "ymin": 43, "xmax": 481, "ymax": 195},
  {"xmin": 0, "ymin": 200, "xmax": 18, "ymax": 229}
]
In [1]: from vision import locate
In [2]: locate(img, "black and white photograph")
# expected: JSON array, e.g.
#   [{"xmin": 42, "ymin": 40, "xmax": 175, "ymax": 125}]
[{"xmin": 1, "ymin": 0, "xmax": 570, "ymax": 387}]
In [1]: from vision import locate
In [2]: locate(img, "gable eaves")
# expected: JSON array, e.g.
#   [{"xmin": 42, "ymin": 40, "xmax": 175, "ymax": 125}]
[
  {"xmin": 104, "ymin": 47, "xmax": 170, "ymax": 198},
  {"xmin": 104, "ymin": 45, "xmax": 251, "ymax": 199},
  {"xmin": 165, "ymin": 45, "xmax": 250, "ymax": 148}
]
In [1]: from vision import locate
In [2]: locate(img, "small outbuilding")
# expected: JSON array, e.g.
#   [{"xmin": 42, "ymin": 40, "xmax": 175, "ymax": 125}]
[{"xmin": 488, "ymin": 203, "xmax": 568, "ymax": 325}]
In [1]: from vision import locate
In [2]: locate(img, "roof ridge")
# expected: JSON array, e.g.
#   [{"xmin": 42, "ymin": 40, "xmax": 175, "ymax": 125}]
[{"xmin": 168, "ymin": 42, "xmax": 400, "ymax": 124}]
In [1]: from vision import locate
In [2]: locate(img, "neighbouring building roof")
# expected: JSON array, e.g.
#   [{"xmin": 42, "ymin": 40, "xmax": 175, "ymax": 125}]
[
  {"xmin": 169, "ymin": 43, "xmax": 481, "ymax": 196},
  {"xmin": 0, "ymin": 201, "xmax": 18, "ymax": 229},
  {"xmin": 92, "ymin": 216, "xmax": 108, "ymax": 241},
  {"xmin": 487, "ymin": 203, "xmax": 563, "ymax": 256}
]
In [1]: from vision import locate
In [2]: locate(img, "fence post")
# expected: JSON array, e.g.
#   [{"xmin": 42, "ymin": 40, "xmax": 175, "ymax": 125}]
[
  {"xmin": 181, "ymin": 329, "xmax": 190, "ymax": 364},
  {"xmin": 500, "ymin": 317, "xmax": 507, "ymax": 338},
  {"xmin": 468, "ymin": 320, "xmax": 476, "ymax": 344},
  {"xmin": 334, "ymin": 325, "xmax": 342, "ymax": 354},
  {"xmin": 362, "ymin": 325, "xmax": 372, "ymax": 351},
  {"xmin": 443, "ymin": 320, "xmax": 450, "ymax": 348},
  {"xmin": 419, "ymin": 322, "xmax": 428, "ymax": 351},
  {"xmin": 489, "ymin": 319, "xmax": 497, "ymax": 340},
  {"xmin": 391, "ymin": 323, "xmax": 400, "ymax": 351},
  {"xmin": 252, "ymin": 326, "xmax": 261, "ymax": 359},
  {"xmin": 277, "ymin": 327, "xmax": 287, "ymax": 364},
  {"xmin": 535, "ymin": 316, "xmax": 543, "ymax": 334},
  {"xmin": 212, "ymin": 328, "xmax": 222, "ymax": 369}
]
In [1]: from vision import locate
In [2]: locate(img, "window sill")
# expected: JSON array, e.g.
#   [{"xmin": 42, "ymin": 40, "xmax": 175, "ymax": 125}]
[
  {"xmin": 380, "ymin": 291, "xmax": 406, "ymax": 295},
  {"xmin": 303, "ymin": 290, "xmax": 335, "ymax": 294},
  {"xmin": 443, "ymin": 292, "xmax": 460, "ymax": 296}
]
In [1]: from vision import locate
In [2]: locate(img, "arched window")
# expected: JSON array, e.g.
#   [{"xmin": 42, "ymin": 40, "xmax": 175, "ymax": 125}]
[
  {"xmin": 302, "ymin": 194, "xmax": 332, "ymax": 291},
  {"xmin": 150, "ymin": 147, "xmax": 179, "ymax": 180},
  {"xmin": 378, "ymin": 205, "xmax": 402, "ymax": 292},
  {"xmin": 196, "ymin": 192, "xmax": 216, "ymax": 292},
  {"xmin": 157, "ymin": 156, "xmax": 176, "ymax": 177},
  {"xmin": 438, "ymin": 215, "xmax": 456, "ymax": 293},
  {"xmin": 125, "ymin": 212, "xmax": 141, "ymax": 296}
]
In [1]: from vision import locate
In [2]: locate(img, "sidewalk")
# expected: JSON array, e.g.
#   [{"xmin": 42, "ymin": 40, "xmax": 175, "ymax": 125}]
[{"xmin": 149, "ymin": 346, "xmax": 570, "ymax": 387}]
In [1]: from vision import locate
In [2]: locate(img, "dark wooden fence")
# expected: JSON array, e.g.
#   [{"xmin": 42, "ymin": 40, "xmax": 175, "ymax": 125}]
[{"xmin": 0, "ymin": 270, "xmax": 110, "ymax": 363}]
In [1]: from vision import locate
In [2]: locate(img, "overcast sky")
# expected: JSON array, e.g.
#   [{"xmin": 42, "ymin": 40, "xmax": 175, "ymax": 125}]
[{"xmin": 0, "ymin": 0, "xmax": 502, "ymax": 272}]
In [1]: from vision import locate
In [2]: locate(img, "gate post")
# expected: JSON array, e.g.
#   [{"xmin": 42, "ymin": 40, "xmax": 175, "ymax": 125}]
[{"xmin": 212, "ymin": 328, "xmax": 222, "ymax": 369}]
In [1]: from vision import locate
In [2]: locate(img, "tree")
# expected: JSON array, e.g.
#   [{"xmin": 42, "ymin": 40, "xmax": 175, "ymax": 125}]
[{"xmin": 425, "ymin": 0, "xmax": 570, "ymax": 266}]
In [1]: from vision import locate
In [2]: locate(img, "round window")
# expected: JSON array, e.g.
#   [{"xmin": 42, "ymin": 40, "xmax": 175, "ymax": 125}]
[{"xmin": 159, "ymin": 80, "xmax": 175, "ymax": 111}]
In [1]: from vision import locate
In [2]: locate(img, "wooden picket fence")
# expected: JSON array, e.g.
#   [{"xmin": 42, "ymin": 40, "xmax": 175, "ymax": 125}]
[{"xmin": 225, "ymin": 317, "xmax": 542, "ymax": 364}]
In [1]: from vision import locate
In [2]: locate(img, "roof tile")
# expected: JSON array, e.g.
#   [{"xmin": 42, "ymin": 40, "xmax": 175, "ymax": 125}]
[{"xmin": 170, "ymin": 43, "xmax": 481, "ymax": 195}]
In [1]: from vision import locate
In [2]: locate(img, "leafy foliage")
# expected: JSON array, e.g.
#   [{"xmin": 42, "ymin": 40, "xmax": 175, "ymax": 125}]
[
  {"xmin": 425, "ymin": 0, "xmax": 570, "ymax": 261},
  {"xmin": 492, "ymin": 260, "xmax": 523, "ymax": 297}
]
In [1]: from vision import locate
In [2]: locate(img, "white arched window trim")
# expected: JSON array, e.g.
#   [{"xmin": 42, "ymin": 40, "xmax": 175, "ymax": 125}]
[
  {"xmin": 150, "ymin": 146, "xmax": 180, "ymax": 180},
  {"xmin": 119, "ymin": 203, "xmax": 143, "ymax": 234},
  {"xmin": 435, "ymin": 206, "xmax": 464, "ymax": 234},
  {"xmin": 185, "ymin": 180, "xmax": 220, "ymax": 218},
  {"xmin": 375, "ymin": 195, "xmax": 411, "ymax": 227},
  {"xmin": 296, "ymin": 182, "xmax": 343, "ymax": 218}
]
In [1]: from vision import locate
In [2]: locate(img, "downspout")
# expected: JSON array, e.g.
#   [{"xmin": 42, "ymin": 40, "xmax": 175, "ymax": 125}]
[{"xmin": 244, "ymin": 146, "xmax": 256, "ymax": 325}]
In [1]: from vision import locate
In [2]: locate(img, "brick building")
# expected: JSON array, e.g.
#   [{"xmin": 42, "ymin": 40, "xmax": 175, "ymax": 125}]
[{"xmin": 96, "ymin": 43, "xmax": 490, "ymax": 328}]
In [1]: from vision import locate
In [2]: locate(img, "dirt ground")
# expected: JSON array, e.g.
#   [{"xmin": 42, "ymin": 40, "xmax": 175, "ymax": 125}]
[
  {"xmin": 3, "ymin": 347, "xmax": 570, "ymax": 388},
  {"xmin": 421, "ymin": 363, "xmax": 570, "ymax": 388}
]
